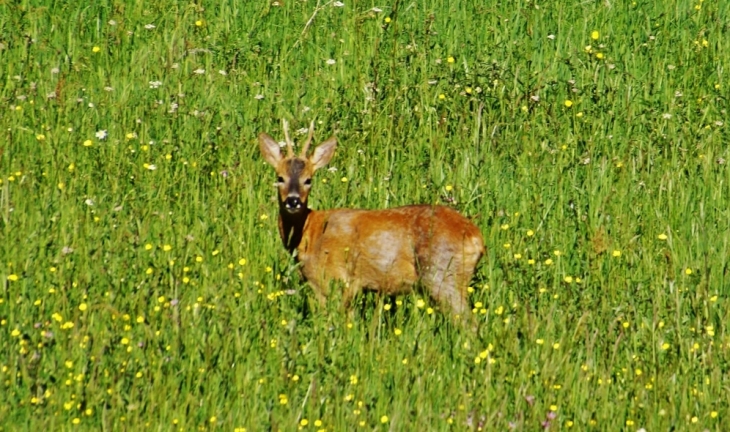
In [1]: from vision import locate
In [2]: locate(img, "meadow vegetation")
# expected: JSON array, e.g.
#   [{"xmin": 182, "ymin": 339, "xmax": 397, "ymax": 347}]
[{"xmin": 1, "ymin": 0, "xmax": 729, "ymax": 430}]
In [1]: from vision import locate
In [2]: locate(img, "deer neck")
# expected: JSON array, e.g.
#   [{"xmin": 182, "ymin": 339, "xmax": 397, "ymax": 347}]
[{"xmin": 278, "ymin": 205, "xmax": 312, "ymax": 254}]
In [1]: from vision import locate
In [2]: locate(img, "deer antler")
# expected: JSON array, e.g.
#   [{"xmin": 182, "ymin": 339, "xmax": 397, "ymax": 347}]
[
  {"xmin": 300, "ymin": 121, "xmax": 315, "ymax": 156},
  {"xmin": 282, "ymin": 119, "xmax": 294, "ymax": 157}
]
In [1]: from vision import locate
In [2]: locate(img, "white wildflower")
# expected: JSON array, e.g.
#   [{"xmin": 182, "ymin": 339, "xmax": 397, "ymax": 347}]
[{"xmin": 95, "ymin": 130, "xmax": 108, "ymax": 140}]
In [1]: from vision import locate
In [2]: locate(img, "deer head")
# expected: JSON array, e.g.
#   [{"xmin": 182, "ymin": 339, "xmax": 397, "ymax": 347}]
[{"xmin": 258, "ymin": 120, "xmax": 337, "ymax": 215}]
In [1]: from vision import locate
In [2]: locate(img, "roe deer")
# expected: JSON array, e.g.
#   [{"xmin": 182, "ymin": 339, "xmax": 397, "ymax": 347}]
[{"xmin": 258, "ymin": 120, "xmax": 484, "ymax": 315}]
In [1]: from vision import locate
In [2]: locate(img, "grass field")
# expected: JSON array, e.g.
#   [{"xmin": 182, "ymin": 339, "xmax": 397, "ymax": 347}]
[{"xmin": 1, "ymin": 0, "xmax": 729, "ymax": 430}]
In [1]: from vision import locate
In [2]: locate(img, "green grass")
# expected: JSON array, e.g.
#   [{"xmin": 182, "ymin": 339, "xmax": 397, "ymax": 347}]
[{"xmin": 1, "ymin": 0, "xmax": 729, "ymax": 430}]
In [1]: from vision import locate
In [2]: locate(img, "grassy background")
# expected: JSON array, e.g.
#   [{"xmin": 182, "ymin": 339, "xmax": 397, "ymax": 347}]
[{"xmin": 1, "ymin": 0, "xmax": 729, "ymax": 430}]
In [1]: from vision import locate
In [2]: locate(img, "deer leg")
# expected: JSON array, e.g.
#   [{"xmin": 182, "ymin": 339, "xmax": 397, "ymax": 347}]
[
  {"xmin": 342, "ymin": 281, "xmax": 363, "ymax": 309},
  {"xmin": 421, "ymin": 255, "xmax": 469, "ymax": 316},
  {"xmin": 306, "ymin": 279, "xmax": 328, "ymax": 307}
]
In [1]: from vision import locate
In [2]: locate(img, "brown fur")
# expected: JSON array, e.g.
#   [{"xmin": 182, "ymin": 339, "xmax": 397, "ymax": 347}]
[{"xmin": 259, "ymin": 124, "xmax": 484, "ymax": 315}]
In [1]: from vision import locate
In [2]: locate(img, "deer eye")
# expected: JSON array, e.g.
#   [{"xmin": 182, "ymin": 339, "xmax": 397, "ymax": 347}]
[
  {"xmin": 303, "ymin": 178, "xmax": 312, "ymax": 186},
  {"xmin": 277, "ymin": 176, "xmax": 285, "ymax": 183}
]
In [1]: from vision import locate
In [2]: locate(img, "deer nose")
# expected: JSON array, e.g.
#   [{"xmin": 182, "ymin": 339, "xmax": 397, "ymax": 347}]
[{"xmin": 285, "ymin": 196, "xmax": 302, "ymax": 209}]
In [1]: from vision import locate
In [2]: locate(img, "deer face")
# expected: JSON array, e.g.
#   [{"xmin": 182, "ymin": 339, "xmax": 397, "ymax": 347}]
[
  {"xmin": 272, "ymin": 156, "xmax": 315, "ymax": 214},
  {"xmin": 259, "ymin": 121, "xmax": 336, "ymax": 215}
]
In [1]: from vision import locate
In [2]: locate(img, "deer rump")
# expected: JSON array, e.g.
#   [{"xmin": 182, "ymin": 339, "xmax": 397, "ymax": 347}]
[{"xmin": 296, "ymin": 204, "xmax": 484, "ymax": 314}]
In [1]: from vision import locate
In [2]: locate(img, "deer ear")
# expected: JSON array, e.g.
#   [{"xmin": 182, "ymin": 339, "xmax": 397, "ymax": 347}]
[
  {"xmin": 259, "ymin": 133, "xmax": 283, "ymax": 167},
  {"xmin": 310, "ymin": 137, "xmax": 337, "ymax": 171}
]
